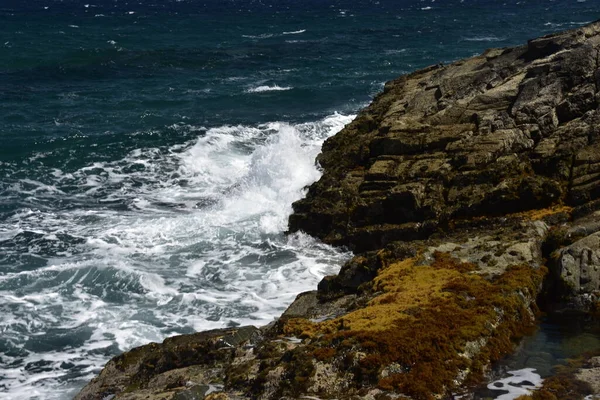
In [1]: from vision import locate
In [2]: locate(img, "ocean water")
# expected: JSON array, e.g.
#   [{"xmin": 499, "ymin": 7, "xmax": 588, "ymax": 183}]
[{"xmin": 0, "ymin": 1, "xmax": 598, "ymax": 399}]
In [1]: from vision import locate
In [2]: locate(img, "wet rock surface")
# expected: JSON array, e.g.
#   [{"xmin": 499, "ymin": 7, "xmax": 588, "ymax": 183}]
[
  {"xmin": 77, "ymin": 22, "xmax": 600, "ymax": 400},
  {"xmin": 75, "ymin": 327, "xmax": 262, "ymax": 400}
]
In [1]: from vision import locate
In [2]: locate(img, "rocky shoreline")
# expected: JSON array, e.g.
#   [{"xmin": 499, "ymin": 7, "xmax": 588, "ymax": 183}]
[{"xmin": 76, "ymin": 21, "xmax": 600, "ymax": 400}]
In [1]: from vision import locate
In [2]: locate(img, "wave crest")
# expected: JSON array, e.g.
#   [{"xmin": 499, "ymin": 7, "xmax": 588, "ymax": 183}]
[{"xmin": 246, "ymin": 85, "xmax": 293, "ymax": 93}]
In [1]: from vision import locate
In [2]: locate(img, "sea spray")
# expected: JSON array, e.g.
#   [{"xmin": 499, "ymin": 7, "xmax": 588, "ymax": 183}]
[{"xmin": 0, "ymin": 114, "xmax": 354, "ymax": 400}]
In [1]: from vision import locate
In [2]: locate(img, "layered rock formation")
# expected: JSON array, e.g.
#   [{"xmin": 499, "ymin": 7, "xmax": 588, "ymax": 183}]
[
  {"xmin": 77, "ymin": 22, "xmax": 600, "ymax": 400},
  {"xmin": 289, "ymin": 22, "xmax": 600, "ymax": 255}
]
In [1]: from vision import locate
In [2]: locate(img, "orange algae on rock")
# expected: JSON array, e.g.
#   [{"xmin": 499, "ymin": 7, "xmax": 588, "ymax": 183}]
[
  {"xmin": 512, "ymin": 205, "xmax": 574, "ymax": 222},
  {"xmin": 281, "ymin": 253, "xmax": 547, "ymax": 399}
]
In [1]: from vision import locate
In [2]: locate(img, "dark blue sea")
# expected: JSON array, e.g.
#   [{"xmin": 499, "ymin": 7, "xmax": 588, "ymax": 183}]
[{"xmin": 0, "ymin": 1, "xmax": 598, "ymax": 398}]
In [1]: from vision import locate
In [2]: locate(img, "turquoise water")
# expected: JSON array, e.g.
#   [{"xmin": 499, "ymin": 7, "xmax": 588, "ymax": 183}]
[{"xmin": 0, "ymin": 1, "xmax": 598, "ymax": 399}]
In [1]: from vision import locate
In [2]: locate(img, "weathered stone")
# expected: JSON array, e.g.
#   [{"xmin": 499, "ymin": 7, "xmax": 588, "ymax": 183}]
[
  {"xmin": 576, "ymin": 366, "xmax": 600, "ymax": 397},
  {"xmin": 74, "ymin": 327, "xmax": 259, "ymax": 400},
  {"xmin": 553, "ymin": 231, "xmax": 600, "ymax": 310}
]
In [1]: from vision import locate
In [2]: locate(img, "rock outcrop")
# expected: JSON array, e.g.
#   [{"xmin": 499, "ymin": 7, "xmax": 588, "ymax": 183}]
[
  {"xmin": 289, "ymin": 22, "xmax": 600, "ymax": 256},
  {"xmin": 77, "ymin": 22, "xmax": 600, "ymax": 400}
]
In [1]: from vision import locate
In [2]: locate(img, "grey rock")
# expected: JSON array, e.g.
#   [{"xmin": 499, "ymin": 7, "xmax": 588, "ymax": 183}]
[{"xmin": 555, "ymin": 232, "xmax": 600, "ymax": 310}]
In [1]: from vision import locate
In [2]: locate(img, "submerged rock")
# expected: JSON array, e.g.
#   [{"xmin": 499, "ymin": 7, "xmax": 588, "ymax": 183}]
[{"xmin": 77, "ymin": 21, "xmax": 600, "ymax": 400}]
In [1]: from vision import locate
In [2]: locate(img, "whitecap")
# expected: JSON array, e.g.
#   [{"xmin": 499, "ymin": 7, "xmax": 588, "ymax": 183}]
[
  {"xmin": 384, "ymin": 49, "xmax": 407, "ymax": 55},
  {"xmin": 246, "ymin": 85, "xmax": 293, "ymax": 93},
  {"xmin": 283, "ymin": 29, "xmax": 306, "ymax": 35},
  {"xmin": 241, "ymin": 33, "xmax": 273, "ymax": 39}
]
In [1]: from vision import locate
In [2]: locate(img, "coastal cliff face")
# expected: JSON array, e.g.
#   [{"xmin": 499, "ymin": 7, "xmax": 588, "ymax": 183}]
[
  {"xmin": 289, "ymin": 22, "xmax": 600, "ymax": 254},
  {"xmin": 76, "ymin": 22, "xmax": 600, "ymax": 400}
]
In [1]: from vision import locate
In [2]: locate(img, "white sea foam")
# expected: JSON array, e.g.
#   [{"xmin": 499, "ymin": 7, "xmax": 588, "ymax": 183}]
[
  {"xmin": 0, "ymin": 113, "xmax": 355, "ymax": 400},
  {"xmin": 384, "ymin": 49, "xmax": 407, "ymax": 55},
  {"xmin": 241, "ymin": 33, "xmax": 273, "ymax": 39},
  {"xmin": 488, "ymin": 368, "xmax": 543, "ymax": 400},
  {"xmin": 544, "ymin": 20, "xmax": 591, "ymax": 28},
  {"xmin": 246, "ymin": 85, "xmax": 293, "ymax": 93},
  {"xmin": 283, "ymin": 29, "xmax": 306, "ymax": 35}
]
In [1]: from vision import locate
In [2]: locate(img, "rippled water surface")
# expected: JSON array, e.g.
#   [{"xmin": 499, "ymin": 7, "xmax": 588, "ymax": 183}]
[
  {"xmin": 480, "ymin": 313, "xmax": 600, "ymax": 399},
  {"xmin": 0, "ymin": 1, "xmax": 598, "ymax": 398}
]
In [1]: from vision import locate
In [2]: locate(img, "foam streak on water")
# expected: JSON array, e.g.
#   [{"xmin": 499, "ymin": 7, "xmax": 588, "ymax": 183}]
[
  {"xmin": 246, "ymin": 85, "xmax": 293, "ymax": 93},
  {"xmin": 0, "ymin": 113, "xmax": 354, "ymax": 400},
  {"xmin": 487, "ymin": 368, "xmax": 543, "ymax": 400}
]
